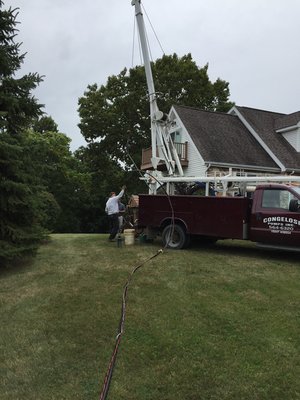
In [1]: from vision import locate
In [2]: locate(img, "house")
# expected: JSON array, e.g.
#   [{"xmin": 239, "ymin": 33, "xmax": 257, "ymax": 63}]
[{"xmin": 141, "ymin": 105, "xmax": 300, "ymax": 178}]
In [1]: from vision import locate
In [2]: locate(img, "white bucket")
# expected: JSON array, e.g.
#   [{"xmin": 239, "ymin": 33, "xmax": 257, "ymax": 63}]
[{"xmin": 124, "ymin": 229, "xmax": 135, "ymax": 245}]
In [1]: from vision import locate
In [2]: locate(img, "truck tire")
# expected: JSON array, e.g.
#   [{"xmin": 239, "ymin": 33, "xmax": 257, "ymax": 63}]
[{"xmin": 162, "ymin": 224, "xmax": 188, "ymax": 249}]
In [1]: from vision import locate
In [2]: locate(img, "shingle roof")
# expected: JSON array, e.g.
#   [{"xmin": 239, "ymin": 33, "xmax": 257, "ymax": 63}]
[
  {"xmin": 274, "ymin": 111, "xmax": 300, "ymax": 131},
  {"xmin": 173, "ymin": 105, "xmax": 279, "ymax": 170},
  {"xmin": 235, "ymin": 106, "xmax": 300, "ymax": 171}
]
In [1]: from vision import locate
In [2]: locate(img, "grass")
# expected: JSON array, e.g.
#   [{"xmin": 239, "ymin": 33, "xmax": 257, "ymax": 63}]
[{"xmin": 0, "ymin": 234, "xmax": 300, "ymax": 399}]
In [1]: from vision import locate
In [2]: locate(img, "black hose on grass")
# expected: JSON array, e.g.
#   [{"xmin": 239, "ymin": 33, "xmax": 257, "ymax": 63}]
[
  {"xmin": 99, "ymin": 147, "xmax": 176, "ymax": 399},
  {"xmin": 99, "ymin": 249, "xmax": 163, "ymax": 400}
]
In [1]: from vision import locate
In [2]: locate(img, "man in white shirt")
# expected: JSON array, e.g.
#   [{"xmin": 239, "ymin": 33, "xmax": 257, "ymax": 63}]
[{"xmin": 105, "ymin": 186, "xmax": 126, "ymax": 241}]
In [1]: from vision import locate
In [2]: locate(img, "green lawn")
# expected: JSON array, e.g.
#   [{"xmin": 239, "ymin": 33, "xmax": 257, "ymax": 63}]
[{"xmin": 1, "ymin": 234, "xmax": 300, "ymax": 399}]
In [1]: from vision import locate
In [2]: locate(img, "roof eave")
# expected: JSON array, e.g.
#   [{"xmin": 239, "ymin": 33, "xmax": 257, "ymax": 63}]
[
  {"xmin": 276, "ymin": 123, "xmax": 300, "ymax": 133},
  {"xmin": 205, "ymin": 161, "xmax": 281, "ymax": 173}
]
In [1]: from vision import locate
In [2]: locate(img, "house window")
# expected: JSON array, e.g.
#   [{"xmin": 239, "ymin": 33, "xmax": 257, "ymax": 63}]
[
  {"xmin": 262, "ymin": 189, "xmax": 297, "ymax": 210},
  {"xmin": 171, "ymin": 131, "xmax": 181, "ymax": 143}
]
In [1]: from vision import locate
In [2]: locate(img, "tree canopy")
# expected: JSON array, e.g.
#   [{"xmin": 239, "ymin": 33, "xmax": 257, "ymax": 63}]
[
  {"xmin": 78, "ymin": 53, "xmax": 234, "ymax": 169},
  {"xmin": 32, "ymin": 115, "xmax": 58, "ymax": 134},
  {"xmin": 0, "ymin": 2, "xmax": 46, "ymax": 264},
  {"xmin": 0, "ymin": 4, "xmax": 43, "ymax": 135}
]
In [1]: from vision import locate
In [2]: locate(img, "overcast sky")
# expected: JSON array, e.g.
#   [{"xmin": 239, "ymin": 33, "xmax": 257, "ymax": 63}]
[{"xmin": 4, "ymin": 0, "xmax": 300, "ymax": 151}]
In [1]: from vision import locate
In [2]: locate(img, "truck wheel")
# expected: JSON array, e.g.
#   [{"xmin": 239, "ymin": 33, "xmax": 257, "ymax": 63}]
[{"xmin": 162, "ymin": 224, "xmax": 188, "ymax": 249}]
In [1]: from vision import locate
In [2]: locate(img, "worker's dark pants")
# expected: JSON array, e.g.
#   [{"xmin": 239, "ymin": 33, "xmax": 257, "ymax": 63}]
[{"xmin": 108, "ymin": 213, "xmax": 119, "ymax": 240}]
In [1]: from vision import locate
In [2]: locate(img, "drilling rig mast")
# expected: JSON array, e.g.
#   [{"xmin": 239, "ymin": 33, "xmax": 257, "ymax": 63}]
[{"xmin": 132, "ymin": 0, "xmax": 184, "ymax": 194}]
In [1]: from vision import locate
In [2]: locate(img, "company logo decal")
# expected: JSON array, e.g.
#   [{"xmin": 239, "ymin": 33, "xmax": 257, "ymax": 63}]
[{"xmin": 263, "ymin": 216, "xmax": 300, "ymax": 235}]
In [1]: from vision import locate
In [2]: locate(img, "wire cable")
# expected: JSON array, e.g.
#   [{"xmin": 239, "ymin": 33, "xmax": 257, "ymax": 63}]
[
  {"xmin": 131, "ymin": 13, "xmax": 136, "ymax": 68},
  {"xmin": 141, "ymin": 3, "xmax": 165, "ymax": 56},
  {"xmin": 131, "ymin": 2, "xmax": 165, "ymax": 68}
]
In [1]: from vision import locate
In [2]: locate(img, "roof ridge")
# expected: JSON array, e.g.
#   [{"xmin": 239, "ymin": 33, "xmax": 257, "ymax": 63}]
[
  {"xmin": 173, "ymin": 104, "xmax": 232, "ymax": 117},
  {"xmin": 275, "ymin": 110, "xmax": 300, "ymax": 120},
  {"xmin": 236, "ymin": 105, "xmax": 286, "ymax": 117}
]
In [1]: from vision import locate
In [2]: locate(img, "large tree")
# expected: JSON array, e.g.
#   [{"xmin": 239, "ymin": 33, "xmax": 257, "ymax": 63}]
[
  {"xmin": 23, "ymin": 128, "xmax": 93, "ymax": 233},
  {"xmin": 0, "ymin": 2, "xmax": 45, "ymax": 264},
  {"xmin": 78, "ymin": 53, "xmax": 234, "ymax": 169},
  {"xmin": 74, "ymin": 143, "xmax": 132, "ymax": 231}
]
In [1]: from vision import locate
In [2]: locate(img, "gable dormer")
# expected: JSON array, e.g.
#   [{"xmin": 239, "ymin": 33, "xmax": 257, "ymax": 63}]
[{"xmin": 275, "ymin": 111, "xmax": 300, "ymax": 152}]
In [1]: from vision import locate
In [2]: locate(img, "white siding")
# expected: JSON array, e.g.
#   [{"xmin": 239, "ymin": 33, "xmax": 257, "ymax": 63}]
[
  {"xmin": 170, "ymin": 107, "xmax": 207, "ymax": 176},
  {"xmin": 183, "ymin": 135, "xmax": 207, "ymax": 176},
  {"xmin": 282, "ymin": 128, "xmax": 300, "ymax": 152}
]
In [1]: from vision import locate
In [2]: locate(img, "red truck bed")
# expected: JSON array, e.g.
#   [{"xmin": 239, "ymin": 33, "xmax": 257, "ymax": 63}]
[{"xmin": 138, "ymin": 194, "xmax": 252, "ymax": 240}]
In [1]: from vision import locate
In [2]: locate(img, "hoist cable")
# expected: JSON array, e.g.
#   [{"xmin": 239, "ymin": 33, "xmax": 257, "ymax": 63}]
[
  {"xmin": 132, "ymin": 3, "xmax": 165, "ymax": 67},
  {"xmin": 141, "ymin": 3, "xmax": 165, "ymax": 56},
  {"xmin": 132, "ymin": 7, "xmax": 144, "ymax": 66},
  {"xmin": 131, "ymin": 13, "xmax": 136, "ymax": 68}
]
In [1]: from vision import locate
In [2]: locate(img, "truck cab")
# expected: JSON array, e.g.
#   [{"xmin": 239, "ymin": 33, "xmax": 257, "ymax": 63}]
[{"xmin": 250, "ymin": 184, "xmax": 300, "ymax": 248}]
